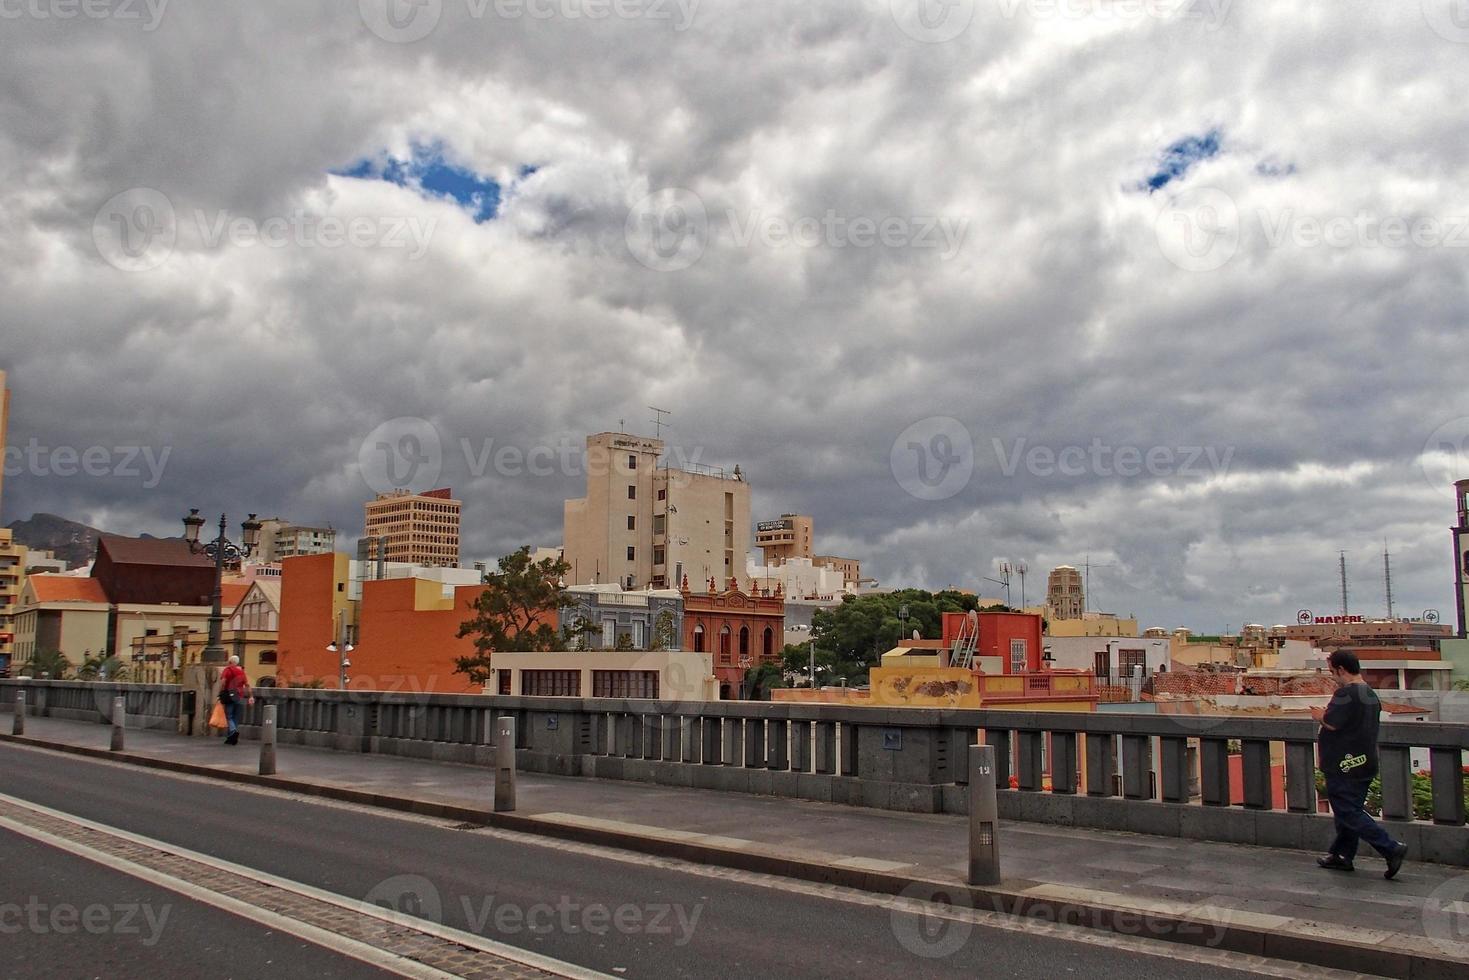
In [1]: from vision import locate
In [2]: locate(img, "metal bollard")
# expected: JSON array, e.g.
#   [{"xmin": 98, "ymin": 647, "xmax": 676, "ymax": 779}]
[
  {"xmin": 494, "ymin": 715, "xmax": 516, "ymax": 812},
  {"xmin": 259, "ymin": 704, "xmax": 277, "ymax": 775},
  {"xmin": 12, "ymin": 691, "xmax": 24, "ymax": 736},
  {"xmin": 968, "ymin": 744, "xmax": 1002, "ymax": 885},
  {"xmin": 110, "ymin": 696, "xmax": 125, "ymax": 752}
]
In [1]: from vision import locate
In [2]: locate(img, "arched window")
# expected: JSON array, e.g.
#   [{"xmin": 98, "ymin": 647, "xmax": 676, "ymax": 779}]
[
  {"xmin": 763, "ymin": 627, "xmax": 773, "ymax": 659},
  {"xmin": 739, "ymin": 626, "xmax": 750, "ymax": 659},
  {"xmin": 693, "ymin": 624, "xmax": 705, "ymax": 653},
  {"xmin": 719, "ymin": 625, "xmax": 731, "ymax": 663}
]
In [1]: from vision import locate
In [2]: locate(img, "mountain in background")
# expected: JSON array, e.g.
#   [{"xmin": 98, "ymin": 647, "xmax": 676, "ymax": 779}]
[{"xmin": 6, "ymin": 513, "xmax": 107, "ymax": 569}]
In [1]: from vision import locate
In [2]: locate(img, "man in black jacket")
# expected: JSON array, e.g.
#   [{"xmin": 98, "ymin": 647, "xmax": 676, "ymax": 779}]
[{"xmin": 1311, "ymin": 650, "xmax": 1408, "ymax": 879}]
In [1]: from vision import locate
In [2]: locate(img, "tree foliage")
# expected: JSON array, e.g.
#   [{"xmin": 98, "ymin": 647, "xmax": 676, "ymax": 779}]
[
  {"xmin": 789, "ymin": 589, "xmax": 996, "ymax": 686},
  {"xmin": 651, "ymin": 609, "xmax": 678, "ymax": 652},
  {"xmin": 78, "ymin": 654, "xmax": 130, "ymax": 682},
  {"xmin": 456, "ymin": 547, "xmax": 574, "ymax": 684},
  {"xmin": 23, "ymin": 648, "xmax": 70, "ymax": 679}
]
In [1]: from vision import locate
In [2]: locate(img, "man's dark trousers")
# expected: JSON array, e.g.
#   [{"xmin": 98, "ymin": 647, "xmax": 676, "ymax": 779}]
[{"xmin": 1325, "ymin": 775, "xmax": 1397, "ymax": 861}]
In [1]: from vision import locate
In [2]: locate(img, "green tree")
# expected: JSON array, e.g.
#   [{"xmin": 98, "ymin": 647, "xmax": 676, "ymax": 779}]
[
  {"xmin": 1453, "ymin": 678, "xmax": 1469, "ymax": 692},
  {"xmin": 613, "ymin": 632, "xmax": 638, "ymax": 652},
  {"xmin": 456, "ymin": 547, "xmax": 574, "ymax": 684},
  {"xmin": 78, "ymin": 654, "xmax": 130, "ymax": 682},
  {"xmin": 805, "ymin": 589, "xmax": 984, "ymax": 684},
  {"xmin": 23, "ymin": 649, "xmax": 70, "ymax": 679},
  {"xmin": 743, "ymin": 661, "xmax": 786, "ymax": 700}
]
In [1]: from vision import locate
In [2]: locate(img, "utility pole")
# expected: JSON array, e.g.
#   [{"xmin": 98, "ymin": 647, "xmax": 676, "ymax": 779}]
[{"xmin": 1016, "ymin": 562, "xmax": 1028, "ymax": 609}]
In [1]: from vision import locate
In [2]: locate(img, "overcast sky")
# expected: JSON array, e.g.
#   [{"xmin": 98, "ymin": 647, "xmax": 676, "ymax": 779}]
[{"xmin": 2, "ymin": 1, "xmax": 1466, "ymax": 632}]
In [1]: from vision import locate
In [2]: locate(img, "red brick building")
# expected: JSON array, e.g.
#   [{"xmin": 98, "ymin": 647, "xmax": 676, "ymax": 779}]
[{"xmin": 680, "ymin": 576, "xmax": 784, "ymax": 698}]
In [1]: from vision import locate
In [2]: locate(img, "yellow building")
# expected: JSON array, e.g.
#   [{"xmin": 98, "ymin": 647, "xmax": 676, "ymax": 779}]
[
  {"xmin": 11, "ymin": 574, "xmax": 110, "ymax": 673},
  {"xmin": 0, "ymin": 369, "xmax": 22, "ymax": 672},
  {"xmin": 1046, "ymin": 612, "xmax": 1140, "ymax": 637}
]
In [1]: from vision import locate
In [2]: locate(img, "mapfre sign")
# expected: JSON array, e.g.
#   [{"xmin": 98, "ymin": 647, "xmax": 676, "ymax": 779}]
[{"xmin": 1312, "ymin": 615, "xmax": 1365, "ymax": 625}]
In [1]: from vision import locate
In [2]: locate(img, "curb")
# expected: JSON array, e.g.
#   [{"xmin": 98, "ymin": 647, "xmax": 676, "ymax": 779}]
[{"xmin": 1, "ymin": 732, "xmax": 1460, "ymax": 979}]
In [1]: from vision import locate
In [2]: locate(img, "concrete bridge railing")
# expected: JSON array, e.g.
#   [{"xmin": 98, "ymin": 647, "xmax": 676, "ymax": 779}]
[{"xmin": 3, "ymin": 679, "xmax": 1466, "ymax": 864}]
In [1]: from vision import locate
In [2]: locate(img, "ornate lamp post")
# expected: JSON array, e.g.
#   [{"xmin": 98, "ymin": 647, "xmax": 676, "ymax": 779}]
[{"xmin": 183, "ymin": 509, "xmax": 262, "ymax": 665}]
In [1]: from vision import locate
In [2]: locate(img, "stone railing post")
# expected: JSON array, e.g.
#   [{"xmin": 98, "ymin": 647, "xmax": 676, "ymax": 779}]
[
  {"xmin": 495, "ymin": 715, "xmax": 516, "ymax": 812},
  {"xmin": 968, "ymin": 744, "xmax": 1001, "ymax": 885},
  {"xmin": 110, "ymin": 695, "xmax": 125, "ymax": 752},
  {"xmin": 12, "ymin": 690, "xmax": 24, "ymax": 736},
  {"xmin": 259, "ymin": 704, "xmax": 278, "ymax": 775}
]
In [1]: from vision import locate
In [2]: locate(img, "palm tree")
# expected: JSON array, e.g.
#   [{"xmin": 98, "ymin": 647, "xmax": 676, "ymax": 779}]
[
  {"xmin": 78, "ymin": 654, "xmax": 130, "ymax": 682},
  {"xmin": 23, "ymin": 649, "xmax": 70, "ymax": 679}
]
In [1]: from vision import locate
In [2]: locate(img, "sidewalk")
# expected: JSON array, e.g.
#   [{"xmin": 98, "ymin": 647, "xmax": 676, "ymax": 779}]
[{"xmin": 4, "ymin": 714, "xmax": 1466, "ymax": 977}]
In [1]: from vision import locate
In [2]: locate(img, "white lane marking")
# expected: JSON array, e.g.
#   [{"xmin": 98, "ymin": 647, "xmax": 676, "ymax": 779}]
[
  {"xmin": 0, "ymin": 792, "xmax": 612, "ymax": 980},
  {"xmin": 0, "ymin": 812, "xmax": 459, "ymax": 980}
]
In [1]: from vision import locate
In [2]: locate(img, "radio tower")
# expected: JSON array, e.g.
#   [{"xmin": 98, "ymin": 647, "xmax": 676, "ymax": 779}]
[
  {"xmin": 1339, "ymin": 551, "xmax": 1349, "ymax": 618},
  {"xmin": 1383, "ymin": 540, "xmax": 1395, "ymax": 621}
]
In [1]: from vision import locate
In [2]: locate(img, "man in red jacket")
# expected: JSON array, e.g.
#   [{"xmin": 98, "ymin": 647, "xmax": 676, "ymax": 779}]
[{"xmin": 218, "ymin": 655, "xmax": 254, "ymax": 746}]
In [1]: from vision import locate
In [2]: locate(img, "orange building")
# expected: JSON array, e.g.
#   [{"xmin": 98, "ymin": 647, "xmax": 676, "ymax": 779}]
[
  {"xmin": 942, "ymin": 610, "xmax": 1045, "ymax": 673},
  {"xmin": 680, "ymin": 576, "xmax": 784, "ymax": 698},
  {"xmin": 277, "ymin": 552, "xmax": 535, "ymax": 694}
]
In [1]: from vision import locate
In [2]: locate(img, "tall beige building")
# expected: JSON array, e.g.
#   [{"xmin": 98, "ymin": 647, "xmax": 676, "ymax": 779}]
[
  {"xmin": 757, "ymin": 514, "xmax": 813, "ymax": 564},
  {"xmin": 255, "ymin": 518, "xmax": 337, "ymax": 562},
  {"xmin": 0, "ymin": 369, "xmax": 25, "ymax": 671},
  {"xmin": 363, "ymin": 488, "xmax": 461, "ymax": 568},
  {"xmin": 1046, "ymin": 565, "xmax": 1084, "ymax": 621},
  {"xmin": 563, "ymin": 432, "xmax": 750, "ymax": 592}
]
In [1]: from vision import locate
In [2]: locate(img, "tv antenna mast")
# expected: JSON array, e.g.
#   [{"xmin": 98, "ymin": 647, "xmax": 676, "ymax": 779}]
[
  {"xmin": 1339, "ymin": 550, "xmax": 1350, "ymax": 618},
  {"xmin": 648, "ymin": 406, "xmax": 672, "ymax": 439},
  {"xmin": 1083, "ymin": 554, "xmax": 1119, "ymax": 613}
]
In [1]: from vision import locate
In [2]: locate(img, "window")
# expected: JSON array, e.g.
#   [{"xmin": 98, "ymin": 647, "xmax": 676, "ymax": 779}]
[
  {"xmin": 627, "ymin": 485, "xmax": 637, "ymax": 500},
  {"xmin": 1010, "ymin": 638, "xmax": 1027, "ymax": 674},
  {"xmin": 626, "ymin": 546, "xmax": 636, "ymax": 561},
  {"xmin": 719, "ymin": 626, "xmax": 732, "ymax": 663},
  {"xmin": 763, "ymin": 627, "xmax": 773, "ymax": 659},
  {"xmin": 497, "ymin": 670, "xmax": 511, "ymax": 695},
  {"xmin": 653, "ymin": 514, "xmax": 665, "ymax": 535},
  {"xmin": 632, "ymin": 620, "xmax": 644, "ymax": 649},
  {"xmin": 1094, "ymin": 651, "xmax": 1110, "ymax": 678},
  {"xmin": 593, "ymin": 670, "xmax": 659, "ymax": 699},
  {"xmin": 627, "ymin": 515, "xmax": 636, "ymax": 531},
  {"xmin": 1118, "ymin": 649, "xmax": 1147, "ymax": 678},
  {"xmin": 693, "ymin": 624, "xmax": 705, "ymax": 652},
  {"xmin": 653, "ymin": 546, "xmax": 665, "ymax": 565},
  {"xmin": 602, "ymin": 618, "xmax": 616, "ymax": 648},
  {"xmin": 520, "ymin": 670, "xmax": 580, "ymax": 696},
  {"xmin": 739, "ymin": 626, "xmax": 750, "ymax": 659},
  {"xmin": 628, "ymin": 454, "xmax": 638, "ymax": 470},
  {"xmin": 259, "ymin": 651, "xmax": 278, "ymax": 664}
]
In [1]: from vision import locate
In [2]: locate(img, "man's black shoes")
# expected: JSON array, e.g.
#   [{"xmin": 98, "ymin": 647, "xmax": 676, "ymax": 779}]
[
  {"xmin": 1384, "ymin": 842, "xmax": 1408, "ymax": 880},
  {"xmin": 1316, "ymin": 854, "xmax": 1354, "ymax": 872},
  {"xmin": 225, "ymin": 732, "xmax": 239, "ymax": 746}
]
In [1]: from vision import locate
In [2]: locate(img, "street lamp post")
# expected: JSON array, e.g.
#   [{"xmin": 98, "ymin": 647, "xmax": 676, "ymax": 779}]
[{"xmin": 183, "ymin": 510, "xmax": 262, "ymax": 664}]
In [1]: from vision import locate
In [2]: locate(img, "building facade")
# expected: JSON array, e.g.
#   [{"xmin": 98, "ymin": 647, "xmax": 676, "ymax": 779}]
[
  {"xmin": 557, "ymin": 584, "xmax": 684, "ymax": 652},
  {"xmin": 756, "ymin": 514, "xmax": 813, "ymax": 564},
  {"xmin": 563, "ymin": 432, "xmax": 752, "ymax": 592},
  {"xmin": 679, "ymin": 577, "xmax": 784, "ymax": 698},
  {"xmin": 491, "ymin": 650, "xmax": 717, "ymax": 701},
  {"xmin": 255, "ymin": 520, "xmax": 337, "ymax": 562},
  {"xmin": 1046, "ymin": 565, "xmax": 1084, "ymax": 620},
  {"xmin": 363, "ymin": 488, "xmax": 461, "ymax": 568}
]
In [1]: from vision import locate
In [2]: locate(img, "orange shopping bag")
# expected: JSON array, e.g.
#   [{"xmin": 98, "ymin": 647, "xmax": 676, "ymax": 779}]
[{"xmin": 208, "ymin": 701, "xmax": 227, "ymax": 730}]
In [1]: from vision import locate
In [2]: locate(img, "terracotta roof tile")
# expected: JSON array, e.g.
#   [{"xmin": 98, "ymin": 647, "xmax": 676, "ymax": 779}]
[{"xmin": 26, "ymin": 575, "xmax": 108, "ymax": 603}]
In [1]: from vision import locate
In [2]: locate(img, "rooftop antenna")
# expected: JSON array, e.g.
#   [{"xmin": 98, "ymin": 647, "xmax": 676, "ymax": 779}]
[
  {"xmin": 648, "ymin": 406, "xmax": 671, "ymax": 439},
  {"xmin": 1339, "ymin": 550, "xmax": 1349, "ymax": 618},
  {"xmin": 618, "ymin": 418, "xmax": 625, "ymax": 433},
  {"xmin": 1383, "ymin": 539, "xmax": 1395, "ymax": 621}
]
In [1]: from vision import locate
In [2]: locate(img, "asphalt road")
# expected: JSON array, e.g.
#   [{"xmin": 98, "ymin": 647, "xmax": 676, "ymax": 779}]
[
  {"xmin": 0, "ymin": 830, "xmax": 398, "ymax": 980},
  {"xmin": 0, "ymin": 743, "xmax": 1278, "ymax": 979}
]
